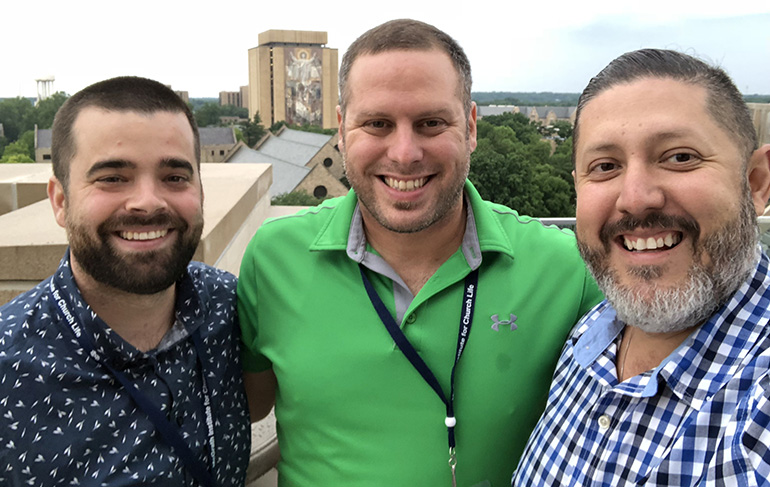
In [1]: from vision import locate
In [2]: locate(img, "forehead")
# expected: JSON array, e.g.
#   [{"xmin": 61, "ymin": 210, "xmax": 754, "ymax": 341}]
[
  {"xmin": 71, "ymin": 107, "xmax": 196, "ymax": 166},
  {"xmin": 576, "ymin": 77, "xmax": 739, "ymax": 158},
  {"xmin": 345, "ymin": 49, "xmax": 462, "ymax": 108}
]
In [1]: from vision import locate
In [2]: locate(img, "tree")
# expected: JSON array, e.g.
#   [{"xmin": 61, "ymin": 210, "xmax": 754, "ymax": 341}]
[
  {"xmin": 194, "ymin": 102, "xmax": 223, "ymax": 127},
  {"xmin": 241, "ymin": 113, "xmax": 267, "ymax": 147},
  {"xmin": 0, "ymin": 153, "xmax": 35, "ymax": 163},
  {"xmin": 271, "ymin": 190, "xmax": 324, "ymax": 206},
  {"xmin": 469, "ymin": 113, "xmax": 577, "ymax": 217},
  {"xmin": 550, "ymin": 120, "xmax": 573, "ymax": 140},
  {"xmin": 32, "ymin": 92, "xmax": 68, "ymax": 129},
  {"xmin": 1, "ymin": 130, "xmax": 34, "ymax": 160},
  {"xmin": 0, "ymin": 97, "xmax": 35, "ymax": 142}
]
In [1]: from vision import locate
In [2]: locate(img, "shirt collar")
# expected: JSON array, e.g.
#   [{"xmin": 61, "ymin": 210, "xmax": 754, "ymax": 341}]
[
  {"xmin": 309, "ymin": 180, "xmax": 515, "ymax": 268},
  {"xmin": 572, "ymin": 247, "xmax": 770, "ymax": 407},
  {"xmin": 51, "ymin": 249, "xmax": 202, "ymax": 367}
]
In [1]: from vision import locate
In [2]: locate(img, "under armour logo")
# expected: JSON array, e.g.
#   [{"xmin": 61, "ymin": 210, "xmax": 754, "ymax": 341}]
[{"xmin": 491, "ymin": 314, "xmax": 518, "ymax": 331}]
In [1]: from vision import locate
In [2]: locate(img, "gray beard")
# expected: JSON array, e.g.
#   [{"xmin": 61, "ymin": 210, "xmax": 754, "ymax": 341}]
[{"xmin": 578, "ymin": 191, "xmax": 759, "ymax": 334}]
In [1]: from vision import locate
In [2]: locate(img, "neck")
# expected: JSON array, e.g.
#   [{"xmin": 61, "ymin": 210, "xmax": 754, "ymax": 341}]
[
  {"xmin": 617, "ymin": 324, "xmax": 696, "ymax": 382},
  {"xmin": 362, "ymin": 199, "xmax": 467, "ymax": 295},
  {"xmin": 70, "ymin": 258, "xmax": 177, "ymax": 352}
]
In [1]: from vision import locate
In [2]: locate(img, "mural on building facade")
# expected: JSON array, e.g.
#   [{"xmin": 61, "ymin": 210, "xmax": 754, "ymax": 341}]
[{"xmin": 285, "ymin": 47, "xmax": 323, "ymax": 126}]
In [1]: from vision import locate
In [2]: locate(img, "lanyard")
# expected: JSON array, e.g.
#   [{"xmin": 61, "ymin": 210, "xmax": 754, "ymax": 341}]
[
  {"xmin": 359, "ymin": 265, "xmax": 479, "ymax": 487},
  {"xmin": 49, "ymin": 278, "xmax": 217, "ymax": 487}
]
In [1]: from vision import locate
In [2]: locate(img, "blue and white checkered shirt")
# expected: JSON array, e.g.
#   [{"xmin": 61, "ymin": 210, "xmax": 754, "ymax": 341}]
[{"xmin": 513, "ymin": 248, "xmax": 770, "ymax": 486}]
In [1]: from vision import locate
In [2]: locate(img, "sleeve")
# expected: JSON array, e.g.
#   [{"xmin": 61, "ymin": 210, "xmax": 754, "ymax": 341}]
[
  {"xmin": 236, "ymin": 236, "xmax": 273, "ymax": 373},
  {"xmin": 738, "ymin": 373, "xmax": 770, "ymax": 485}
]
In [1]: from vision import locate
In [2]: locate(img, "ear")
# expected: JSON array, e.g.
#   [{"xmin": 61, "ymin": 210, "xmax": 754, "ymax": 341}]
[
  {"xmin": 336, "ymin": 105, "xmax": 344, "ymax": 153},
  {"xmin": 748, "ymin": 144, "xmax": 770, "ymax": 216},
  {"xmin": 467, "ymin": 102, "xmax": 478, "ymax": 153},
  {"xmin": 48, "ymin": 176, "xmax": 67, "ymax": 228}
]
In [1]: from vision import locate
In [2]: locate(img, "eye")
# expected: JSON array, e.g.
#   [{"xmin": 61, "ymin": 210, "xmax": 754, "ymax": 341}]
[
  {"xmin": 365, "ymin": 120, "xmax": 388, "ymax": 129},
  {"xmin": 593, "ymin": 161, "xmax": 617, "ymax": 173},
  {"xmin": 664, "ymin": 152, "xmax": 699, "ymax": 164},
  {"xmin": 95, "ymin": 175, "xmax": 125, "ymax": 184},
  {"xmin": 166, "ymin": 174, "xmax": 190, "ymax": 183}
]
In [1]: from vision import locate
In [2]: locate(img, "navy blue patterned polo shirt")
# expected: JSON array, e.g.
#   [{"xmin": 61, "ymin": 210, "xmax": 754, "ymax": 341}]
[{"xmin": 0, "ymin": 251, "xmax": 250, "ymax": 486}]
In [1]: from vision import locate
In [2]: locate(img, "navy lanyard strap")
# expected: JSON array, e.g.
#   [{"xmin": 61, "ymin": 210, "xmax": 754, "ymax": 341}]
[
  {"xmin": 49, "ymin": 279, "xmax": 217, "ymax": 487},
  {"xmin": 358, "ymin": 265, "xmax": 479, "ymax": 450}
]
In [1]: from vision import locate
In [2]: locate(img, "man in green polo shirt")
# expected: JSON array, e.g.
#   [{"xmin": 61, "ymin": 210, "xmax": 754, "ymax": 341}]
[{"xmin": 237, "ymin": 18, "xmax": 602, "ymax": 486}]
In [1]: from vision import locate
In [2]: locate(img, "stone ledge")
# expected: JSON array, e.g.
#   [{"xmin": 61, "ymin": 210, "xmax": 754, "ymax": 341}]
[{"xmin": 0, "ymin": 162, "xmax": 273, "ymax": 303}]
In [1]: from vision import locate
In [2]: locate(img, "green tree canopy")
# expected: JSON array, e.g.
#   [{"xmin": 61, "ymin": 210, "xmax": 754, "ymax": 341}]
[
  {"xmin": 241, "ymin": 113, "xmax": 267, "ymax": 147},
  {"xmin": 469, "ymin": 113, "xmax": 576, "ymax": 217},
  {"xmin": 271, "ymin": 190, "xmax": 325, "ymax": 206},
  {"xmin": 1, "ymin": 130, "xmax": 34, "ymax": 160},
  {"xmin": 32, "ymin": 92, "xmax": 68, "ymax": 129},
  {"xmin": 0, "ymin": 97, "xmax": 35, "ymax": 142}
]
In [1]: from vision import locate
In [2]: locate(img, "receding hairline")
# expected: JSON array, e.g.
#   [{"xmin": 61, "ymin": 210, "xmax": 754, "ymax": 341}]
[{"xmin": 576, "ymin": 75, "xmax": 746, "ymax": 161}]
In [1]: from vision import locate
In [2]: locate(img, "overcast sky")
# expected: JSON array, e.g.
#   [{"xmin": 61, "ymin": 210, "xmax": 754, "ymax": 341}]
[{"xmin": 3, "ymin": 0, "xmax": 768, "ymax": 99}]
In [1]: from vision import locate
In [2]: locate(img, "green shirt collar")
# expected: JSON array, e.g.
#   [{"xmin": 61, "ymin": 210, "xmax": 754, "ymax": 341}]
[{"xmin": 309, "ymin": 180, "xmax": 515, "ymax": 266}]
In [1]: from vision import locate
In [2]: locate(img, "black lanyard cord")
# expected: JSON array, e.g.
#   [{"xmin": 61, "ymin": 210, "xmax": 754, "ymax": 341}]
[{"xmin": 358, "ymin": 265, "xmax": 479, "ymax": 451}]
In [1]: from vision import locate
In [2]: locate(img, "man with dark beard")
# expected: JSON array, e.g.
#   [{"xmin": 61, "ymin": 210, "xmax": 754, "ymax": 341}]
[
  {"xmin": 0, "ymin": 77, "xmax": 250, "ymax": 487},
  {"xmin": 513, "ymin": 49, "xmax": 770, "ymax": 486}
]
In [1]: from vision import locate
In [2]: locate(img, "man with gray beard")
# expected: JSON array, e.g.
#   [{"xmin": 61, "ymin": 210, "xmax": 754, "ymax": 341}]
[{"xmin": 513, "ymin": 49, "xmax": 770, "ymax": 486}]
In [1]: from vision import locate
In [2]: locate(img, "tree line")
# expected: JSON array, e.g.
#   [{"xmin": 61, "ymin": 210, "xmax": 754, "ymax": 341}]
[{"xmin": 1, "ymin": 94, "xmax": 578, "ymax": 217}]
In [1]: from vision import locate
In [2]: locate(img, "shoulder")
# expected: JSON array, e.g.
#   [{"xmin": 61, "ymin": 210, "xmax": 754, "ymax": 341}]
[
  {"xmin": 0, "ymin": 278, "xmax": 57, "ymax": 354},
  {"xmin": 474, "ymin": 197, "xmax": 582, "ymax": 259},
  {"xmin": 185, "ymin": 262, "xmax": 237, "ymax": 302}
]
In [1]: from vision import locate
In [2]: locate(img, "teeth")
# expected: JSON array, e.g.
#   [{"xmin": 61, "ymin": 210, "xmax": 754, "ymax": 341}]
[
  {"xmin": 120, "ymin": 230, "xmax": 168, "ymax": 241},
  {"xmin": 623, "ymin": 233, "xmax": 681, "ymax": 251},
  {"xmin": 384, "ymin": 177, "xmax": 428, "ymax": 192}
]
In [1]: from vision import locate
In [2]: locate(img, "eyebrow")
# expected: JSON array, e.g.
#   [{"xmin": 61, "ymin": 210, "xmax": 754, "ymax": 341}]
[
  {"xmin": 86, "ymin": 158, "xmax": 194, "ymax": 178},
  {"xmin": 86, "ymin": 159, "xmax": 135, "ymax": 178},
  {"xmin": 582, "ymin": 130, "xmax": 701, "ymax": 155},
  {"xmin": 160, "ymin": 158, "xmax": 195, "ymax": 174}
]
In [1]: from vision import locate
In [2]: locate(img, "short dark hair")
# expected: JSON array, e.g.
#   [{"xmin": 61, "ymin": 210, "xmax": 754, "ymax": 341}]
[
  {"xmin": 51, "ymin": 76, "xmax": 200, "ymax": 190},
  {"xmin": 573, "ymin": 48, "xmax": 757, "ymax": 164},
  {"xmin": 338, "ymin": 19, "xmax": 472, "ymax": 118}
]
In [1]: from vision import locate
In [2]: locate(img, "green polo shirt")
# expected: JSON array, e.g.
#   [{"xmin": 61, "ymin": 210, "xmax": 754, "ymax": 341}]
[{"xmin": 238, "ymin": 180, "xmax": 602, "ymax": 487}]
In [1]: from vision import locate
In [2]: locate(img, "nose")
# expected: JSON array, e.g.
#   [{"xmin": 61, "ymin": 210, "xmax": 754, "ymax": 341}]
[
  {"xmin": 386, "ymin": 125, "xmax": 423, "ymax": 165},
  {"xmin": 615, "ymin": 161, "xmax": 665, "ymax": 216},
  {"xmin": 126, "ymin": 177, "xmax": 168, "ymax": 214}
]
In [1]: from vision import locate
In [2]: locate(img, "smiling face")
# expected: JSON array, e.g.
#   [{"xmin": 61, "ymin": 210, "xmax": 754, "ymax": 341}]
[
  {"xmin": 49, "ymin": 107, "xmax": 203, "ymax": 295},
  {"xmin": 337, "ymin": 48, "xmax": 477, "ymax": 235},
  {"xmin": 574, "ymin": 77, "xmax": 760, "ymax": 333}
]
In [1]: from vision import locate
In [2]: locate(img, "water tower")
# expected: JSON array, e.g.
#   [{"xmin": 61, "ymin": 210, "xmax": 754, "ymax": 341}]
[{"xmin": 35, "ymin": 76, "xmax": 55, "ymax": 105}]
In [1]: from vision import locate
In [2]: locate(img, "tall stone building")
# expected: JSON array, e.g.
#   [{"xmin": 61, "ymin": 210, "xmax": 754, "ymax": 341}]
[{"xmin": 248, "ymin": 30, "xmax": 339, "ymax": 130}]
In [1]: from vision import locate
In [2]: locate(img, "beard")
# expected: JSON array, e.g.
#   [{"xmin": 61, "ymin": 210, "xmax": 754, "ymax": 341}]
[
  {"xmin": 577, "ymin": 190, "xmax": 758, "ymax": 334},
  {"xmin": 67, "ymin": 211, "xmax": 203, "ymax": 295}
]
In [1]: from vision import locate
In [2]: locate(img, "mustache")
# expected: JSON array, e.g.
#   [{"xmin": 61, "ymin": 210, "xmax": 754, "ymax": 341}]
[
  {"xmin": 598, "ymin": 212, "xmax": 700, "ymax": 250},
  {"xmin": 98, "ymin": 212, "xmax": 188, "ymax": 233}
]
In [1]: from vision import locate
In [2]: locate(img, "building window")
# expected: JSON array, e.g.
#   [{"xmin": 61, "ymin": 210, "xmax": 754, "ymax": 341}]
[
  {"xmin": 313, "ymin": 185, "xmax": 328, "ymax": 199},
  {"xmin": 323, "ymin": 157, "xmax": 333, "ymax": 167},
  {"xmin": 220, "ymin": 150, "xmax": 225, "ymax": 156},
  {"xmin": 43, "ymin": 154, "xmax": 51, "ymax": 160}
]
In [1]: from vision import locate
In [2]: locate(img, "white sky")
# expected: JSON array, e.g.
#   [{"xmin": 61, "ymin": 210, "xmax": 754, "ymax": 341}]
[{"xmin": 3, "ymin": 0, "xmax": 769, "ymax": 99}]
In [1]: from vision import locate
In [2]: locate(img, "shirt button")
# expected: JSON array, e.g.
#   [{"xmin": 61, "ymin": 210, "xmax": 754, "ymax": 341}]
[
  {"xmin": 405, "ymin": 313, "xmax": 417, "ymax": 324},
  {"xmin": 597, "ymin": 415, "xmax": 611, "ymax": 430}
]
